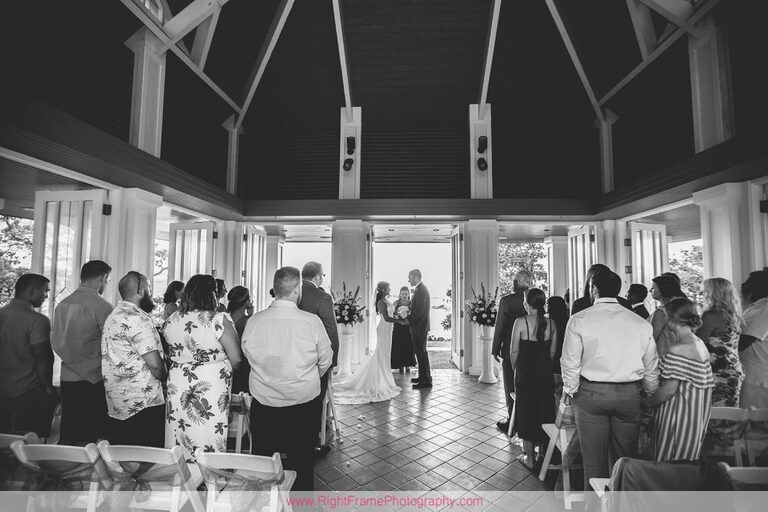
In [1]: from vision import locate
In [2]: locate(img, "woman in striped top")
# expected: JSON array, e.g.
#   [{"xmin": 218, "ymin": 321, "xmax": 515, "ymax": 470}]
[{"xmin": 644, "ymin": 297, "xmax": 715, "ymax": 462}]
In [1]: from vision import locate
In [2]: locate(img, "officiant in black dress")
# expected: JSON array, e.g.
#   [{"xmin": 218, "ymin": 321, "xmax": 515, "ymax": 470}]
[{"xmin": 391, "ymin": 286, "xmax": 417, "ymax": 371}]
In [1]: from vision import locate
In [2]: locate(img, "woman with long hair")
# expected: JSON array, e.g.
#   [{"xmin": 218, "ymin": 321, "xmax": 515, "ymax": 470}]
[
  {"xmin": 334, "ymin": 281, "xmax": 403, "ymax": 404},
  {"xmin": 649, "ymin": 274, "xmax": 687, "ymax": 357},
  {"xmin": 696, "ymin": 278, "xmax": 744, "ymax": 406},
  {"xmin": 509, "ymin": 288, "xmax": 557, "ymax": 470},
  {"xmin": 546, "ymin": 296, "xmax": 569, "ymax": 375},
  {"xmin": 571, "ymin": 264, "xmax": 610, "ymax": 315},
  {"xmin": 162, "ymin": 281, "xmax": 184, "ymax": 320},
  {"xmin": 163, "ymin": 274, "xmax": 242, "ymax": 461},
  {"xmin": 226, "ymin": 286, "xmax": 253, "ymax": 394},
  {"xmin": 645, "ymin": 297, "xmax": 714, "ymax": 461},
  {"xmin": 390, "ymin": 286, "xmax": 416, "ymax": 372}
]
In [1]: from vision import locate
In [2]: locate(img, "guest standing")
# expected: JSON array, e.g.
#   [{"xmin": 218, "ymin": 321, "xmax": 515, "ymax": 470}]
[
  {"xmin": 546, "ymin": 295, "xmax": 569, "ymax": 375},
  {"xmin": 491, "ymin": 270, "xmax": 531, "ymax": 433},
  {"xmin": 52, "ymin": 260, "xmax": 113, "ymax": 445},
  {"xmin": 227, "ymin": 286, "xmax": 253, "ymax": 394},
  {"xmin": 408, "ymin": 269, "xmax": 432, "ymax": 389},
  {"xmin": 162, "ymin": 281, "xmax": 184, "ymax": 320},
  {"xmin": 509, "ymin": 288, "xmax": 557, "ymax": 469},
  {"xmin": 696, "ymin": 278, "xmax": 744, "ymax": 407},
  {"xmin": 242, "ymin": 267, "xmax": 333, "ymax": 491},
  {"xmin": 738, "ymin": 270, "xmax": 768, "ymax": 408},
  {"xmin": 391, "ymin": 286, "xmax": 416, "ymax": 372},
  {"xmin": 645, "ymin": 298, "xmax": 714, "ymax": 461},
  {"xmin": 561, "ymin": 270, "xmax": 659, "ymax": 487},
  {"xmin": 571, "ymin": 264, "xmax": 610, "ymax": 315},
  {"xmin": 164, "ymin": 275, "xmax": 241, "ymax": 461},
  {"xmin": 627, "ymin": 284, "xmax": 650, "ymax": 319},
  {"xmin": 649, "ymin": 274, "xmax": 687, "ymax": 358},
  {"xmin": 0, "ymin": 274, "xmax": 57, "ymax": 438},
  {"xmin": 215, "ymin": 279, "xmax": 228, "ymax": 313},
  {"xmin": 102, "ymin": 272, "xmax": 166, "ymax": 447}
]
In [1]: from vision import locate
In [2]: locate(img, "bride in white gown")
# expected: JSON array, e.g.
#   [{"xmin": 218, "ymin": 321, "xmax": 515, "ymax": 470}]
[{"xmin": 334, "ymin": 282, "xmax": 403, "ymax": 404}]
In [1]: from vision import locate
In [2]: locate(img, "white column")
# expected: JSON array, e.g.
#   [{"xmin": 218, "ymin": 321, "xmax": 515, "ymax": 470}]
[
  {"xmin": 222, "ymin": 116, "xmax": 244, "ymax": 195},
  {"xmin": 689, "ymin": 16, "xmax": 734, "ymax": 153},
  {"xmin": 616, "ymin": 220, "xmax": 631, "ymax": 291},
  {"xmin": 263, "ymin": 230, "xmax": 285, "ymax": 306},
  {"xmin": 545, "ymin": 235, "xmax": 568, "ymax": 298},
  {"xmin": 125, "ymin": 28, "xmax": 166, "ymax": 157},
  {"xmin": 104, "ymin": 188, "xmax": 163, "ymax": 303},
  {"xmin": 331, "ymin": 220, "xmax": 370, "ymax": 372},
  {"xmin": 464, "ymin": 220, "xmax": 499, "ymax": 378},
  {"xmin": 213, "ymin": 220, "xmax": 244, "ymax": 290},
  {"xmin": 338, "ymin": 107, "xmax": 362, "ymax": 200},
  {"xmin": 693, "ymin": 182, "xmax": 755, "ymax": 284},
  {"xmin": 596, "ymin": 109, "xmax": 619, "ymax": 194},
  {"xmin": 469, "ymin": 104, "xmax": 493, "ymax": 199},
  {"xmin": 598, "ymin": 219, "xmax": 619, "ymax": 271}
]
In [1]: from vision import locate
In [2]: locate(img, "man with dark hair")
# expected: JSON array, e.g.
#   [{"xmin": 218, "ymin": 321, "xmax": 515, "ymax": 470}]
[
  {"xmin": 298, "ymin": 261, "xmax": 339, "ymax": 457},
  {"xmin": 491, "ymin": 270, "xmax": 531, "ymax": 434},
  {"xmin": 561, "ymin": 270, "xmax": 659, "ymax": 490},
  {"xmin": 102, "ymin": 272, "xmax": 166, "ymax": 446},
  {"xmin": 739, "ymin": 270, "xmax": 768, "ymax": 408},
  {"xmin": 242, "ymin": 266, "xmax": 333, "ymax": 490},
  {"xmin": 0, "ymin": 274, "xmax": 57, "ymax": 438},
  {"xmin": 626, "ymin": 283, "xmax": 650, "ymax": 319},
  {"xmin": 408, "ymin": 269, "xmax": 432, "ymax": 389},
  {"xmin": 52, "ymin": 260, "xmax": 114, "ymax": 445},
  {"xmin": 215, "ymin": 279, "xmax": 227, "ymax": 312}
]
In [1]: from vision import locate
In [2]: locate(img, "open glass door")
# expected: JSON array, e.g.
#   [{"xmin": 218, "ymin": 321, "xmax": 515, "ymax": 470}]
[
  {"xmin": 629, "ymin": 221, "xmax": 668, "ymax": 310},
  {"xmin": 451, "ymin": 224, "xmax": 465, "ymax": 370},
  {"xmin": 567, "ymin": 225, "xmax": 598, "ymax": 301},
  {"xmin": 168, "ymin": 222, "xmax": 215, "ymax": 283},
  {"xmin": 243, "ymin": 225, "xmax": 267, "ymax": 312},
  {"xmin": 365, "ymin": 227, "xmax": 375, "ymax": 355}
]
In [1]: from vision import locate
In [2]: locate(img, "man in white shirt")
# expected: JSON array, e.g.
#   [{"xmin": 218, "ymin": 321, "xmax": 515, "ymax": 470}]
[
  {"xmin": 241, "ymin": 266, "xmax": 333, "ymax": 491},
  {"xmin": 739, "ymin": 270, "xmax": 768, "ymax": 408},
  {"xmin": 561, "ymin": 269, "xmax": 659, "ymax": 488}
]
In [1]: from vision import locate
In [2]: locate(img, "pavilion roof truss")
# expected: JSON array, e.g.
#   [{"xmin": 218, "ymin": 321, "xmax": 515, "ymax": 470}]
[
  {"xmin": 478, "ymin": 0, "xmax": 502, "ymax": 120},
  {"xmin": 332, "ymin": 0, "xmax": 354, "ymax": 122}
]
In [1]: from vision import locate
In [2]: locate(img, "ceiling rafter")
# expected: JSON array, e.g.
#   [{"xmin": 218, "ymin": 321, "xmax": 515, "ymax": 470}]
[
  {"xmin": 599, "ymin": 0, "xmax": 720, "ymax": 106},
  {"xmin": 160, "ymin": 0, "xmax": 228, "ymax": 54},
  {"xmin": 235, "ymin": 0, "xmax": 296, "ymax": 131},
  {"xmin": 478, "ymin": 0, "xmax": 502, "ymax": 119},
  {"xmin": 637, "ymin": 0, "xmax": 704, "ymax": 38},
  {"xmin": 120, "ymin": 0, "xmax": 242, "ymax": 113},
  {"xmin": 190, "ymin": 7, "xmax": 220, "ymax": 69},
  {"xmin": 625, "ymin": 0, "xmax": 657, "ymax": 59},
  {"xmin": 545, "ymin": 0, "xmax": 604, "ymax": 122},
  {"xmin": 331, "ymin": 0, "xmax": 353, "ymax": 121}
]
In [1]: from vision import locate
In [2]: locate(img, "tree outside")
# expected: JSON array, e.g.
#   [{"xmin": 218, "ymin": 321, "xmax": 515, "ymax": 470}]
[
  {"xmin": 0, "ymin": 215, "xmax": 34, "ymax": 306},
  {"xmin": 668, "ymin": 243, "xmax": 704, "ymax": 307},
  {"xmin": 498, "ymin": 242, "xmax": 548, "ymax": 296}
]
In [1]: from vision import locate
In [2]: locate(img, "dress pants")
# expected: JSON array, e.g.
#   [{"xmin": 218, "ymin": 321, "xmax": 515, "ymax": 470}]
[
  {"xmin": 250, "ymin": 397, "xmax": 317, "ymax": 491},
  {"xmin": 412, "ymin": 336, "xmax": 432, "ymax": 384},
  {"xmin": 572, "ymin": 379, "xmax": 642, "ymax": 489},
  {"xmin": 60, "ymin": 380, "xmax": 109, "ymax": 445},
  {"xmin": 0, "ymin": 386, "xmax": 58, "ymax": 438},
  {"xmin": 107, "ymin": 404, "xmax": 165, "ymax": 447},
  {"xmin": 501, "ymin": 357, "xmax": 515, "ymax": 421},
  {"xmin": 313, "ymin": 370, "xmax": 331, "ymax": 445}
]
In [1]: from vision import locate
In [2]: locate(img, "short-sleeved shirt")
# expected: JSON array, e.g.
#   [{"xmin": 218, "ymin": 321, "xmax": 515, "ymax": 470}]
[
  {"xmin": 51, "ymin": 286, "xmax": 114, "ymax": 383},
  {"xmin": 741, "ymin": 297, "xmax": 768, "ymax": 388},
  {"xmin": 101, "ymin": 301, "xmax": 165, "ymax": 420},
  {"xmin": 0, "ymin": 299, "xmax": 51, "ymax": 399}
]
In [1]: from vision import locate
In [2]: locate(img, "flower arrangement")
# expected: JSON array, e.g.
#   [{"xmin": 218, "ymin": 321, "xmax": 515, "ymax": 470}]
[
  {"xmin": 464, "ymin": 283, "xmax": 498, "ymax": 326},
  {"xmin": 332, "ymin": 282, "xmax": 367, "ymax": 326},
  {"xmin": 395, "ymin": 305, "xmax": 410, "ymax": 319}
]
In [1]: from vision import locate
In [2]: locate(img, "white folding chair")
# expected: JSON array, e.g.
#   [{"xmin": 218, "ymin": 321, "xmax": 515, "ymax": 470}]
[
  {"xmin": 589, "ymin": 477, "xmax": 611, "ymax": 498},
  {"xmin": 196, "ymin": 451, "xmax": 296, "ymax": 512},
  {"xmin": 10, "ymin": 441, "xmax": 106, "ymax": 512},
  {"xmin": 229, "ymin": 392, "xmax": 253, "ymax": 454},
  {"xmin": 0, "ymin": 433, "xmax": 41, "ymax": 491},
  {"xmin": 96, "ymin": 441, "xmax": 204, "ymax": 512},
  {"xmin": 538, "ymin": 423, "xmax": 584, "ymax": 510},
  {"xmin": 718, "ymin": 462, "xmax": 768, "ymax": 486},
  {"xmin": 709, "ymin": 406, "xmax": 750, "ymax": 466},
  {"xmin": 321, "ymin": 373, "xmax": 340, "ymax": 445},
  {"xmin": 745, "ymin": 408, "xmax": 768, "ymax": 466}
]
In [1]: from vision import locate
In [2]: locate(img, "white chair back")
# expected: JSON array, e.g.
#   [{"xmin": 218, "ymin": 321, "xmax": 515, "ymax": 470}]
[
  {"xmin": 0, "ymin": 432, "xmax": 41, "ymax": 448},
  {"xmin": 746, "ymin": 408, "xmax": 768, "ymax": 466},
  {"xmin": 229, "ymin": 392, "xmax": 252, "ymax": 454},
  {"xmin": 718, "ymin": 462, "xmax": 768, "ymax": 486},
  {"xmin": 710, "ymin": 407, "xmax": 750, "ymax": 422}
]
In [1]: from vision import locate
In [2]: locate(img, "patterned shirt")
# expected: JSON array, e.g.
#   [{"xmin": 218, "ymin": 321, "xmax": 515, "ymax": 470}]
[{"xmin": 101, "ymin": 301, "xmax": 165, "ymax": 420}]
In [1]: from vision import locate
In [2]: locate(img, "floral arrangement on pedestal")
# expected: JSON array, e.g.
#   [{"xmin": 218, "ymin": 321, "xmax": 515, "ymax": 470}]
[
  {"xmin": 332, "ymin": 282, "xmax": 367, "ymax": 326},
  {"xmin": 464, "ymin": 283, "xmax": 498, "ymax": 326}
]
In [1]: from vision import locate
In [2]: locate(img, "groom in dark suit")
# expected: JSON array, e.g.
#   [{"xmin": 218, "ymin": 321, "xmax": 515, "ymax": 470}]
[
  {"xmin": 298, "ymin": 262, "xmax": 339, "ymax": 456},
  {"xmin": 408, "ymin": 269, "xmax": 432, "ymax": 389}
]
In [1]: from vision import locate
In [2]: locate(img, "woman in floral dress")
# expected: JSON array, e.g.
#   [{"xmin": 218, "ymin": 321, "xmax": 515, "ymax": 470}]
[{"xmin": 164, "ymin": 275, "xmax": 242, "ymax": 461}]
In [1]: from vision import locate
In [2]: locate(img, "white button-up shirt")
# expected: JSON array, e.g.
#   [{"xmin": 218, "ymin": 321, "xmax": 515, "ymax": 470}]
[
  {"xmin": 560, "ymin": 297, "xmax": 660, "ymax": 396},
  {"xmin": 242, "ymin": 300, "xmax": 333, "ymax": 407},
  {"xmin": 742, "ymin": 297, "xmax": 768, "ymax": 388}
]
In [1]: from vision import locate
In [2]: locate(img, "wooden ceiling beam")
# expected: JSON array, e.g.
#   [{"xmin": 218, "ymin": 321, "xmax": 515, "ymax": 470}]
[
  {"xmin": 478, "ymin": 0, "xmax": 502, "ymax": 119},
  {"xmin": 190, "ymin": 8, "xmax": 220, "ymax": 69},
  {"xmin": 235, "ymin": 0, "xmax": 295, "ymax": 131},
  {"xmin": 545, "ymin": 0, "xmax": 604, "ymax": 122},
  {"xmin": 332, "ymin": 0, "xmax": 353, "ymax": 120},
  {"xmin": 625, "ymin": 0, "xmax": 657, "ymax": 60}
]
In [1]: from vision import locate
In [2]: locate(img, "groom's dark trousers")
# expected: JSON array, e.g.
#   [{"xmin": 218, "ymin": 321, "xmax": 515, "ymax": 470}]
[{"xmin": 409, "ymin": 282, "xmax": 432, "ymax": 384}]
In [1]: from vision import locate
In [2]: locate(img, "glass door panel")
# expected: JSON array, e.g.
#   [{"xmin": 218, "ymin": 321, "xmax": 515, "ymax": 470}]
[{"xmin": 168, "ymin": 221, "xmax": 215, "ymax": 283}]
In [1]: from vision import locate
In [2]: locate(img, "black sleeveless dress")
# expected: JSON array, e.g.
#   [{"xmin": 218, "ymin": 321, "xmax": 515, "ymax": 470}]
[
  {"xmin": 513, "ymin": 318, "xmax": 556, "ymax": 442},
  {"xmin": 391, "ymin": 300, "xmax": 417, "ymax": 368}
]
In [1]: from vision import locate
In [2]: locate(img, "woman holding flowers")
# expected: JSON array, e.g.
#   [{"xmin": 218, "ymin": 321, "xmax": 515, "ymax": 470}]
[{"xmin": 391, "ymin": 286, "xmax": 417, "ymax": 372}]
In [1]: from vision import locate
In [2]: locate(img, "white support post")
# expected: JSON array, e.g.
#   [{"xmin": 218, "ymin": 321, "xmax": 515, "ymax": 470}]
[
  {"xmin": 545, "ymin": 236, "xmax": 568, "ymax": 298},
  {"xmin": 598, "ymin": 220, "xmax": 619, "ymax": 272},
  {"xmin": 331, "ymin": 220, "xmax": 370, "ymax": 374},
  {"xmin": 125, "ymin": 28, "xmax": 167, "ymax": 158},
  {"xmin": 263, "ymin": 230, "xmax": 285, "ymax": 307},
  {"xmin": 689, "ymin": 15, "xmax": 735, "ymax": 153},
  {"xmin": 104, "ymin": 188, "xmax": 163, "ymax": 304},
  {"xmin": 469, "ymin": 104, "xmax": 493, "ymax": 199},
  {"xmin": 222, "ymin": 115, "xmax": 243, "ymax": 195},
  {"xmin": 338, "ymin": 107, "xmax": 362, "ymax": 200},
  {"xmin": 693, "ymin": 183, "xmax": 755, "ymax": 285},
  {"xmin": 214, "ymin": 221, "xmax": 244, "ymax": 291},
  {"xmin": 596, "ymin": 109, "xmax": 619, "ymax": 194},
  {"xmin": 464, "ymin": 220, "xmax": 499, "ymax": 379},
  {"xmin": 616, "ymin": 220, "xmax": 632, "ymax": 291}
]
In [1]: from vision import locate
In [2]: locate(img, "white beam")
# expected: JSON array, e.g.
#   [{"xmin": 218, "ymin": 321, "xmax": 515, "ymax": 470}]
[
  {"xmin": 121, "ymin": 0, "xmax": 242, "ymax": 114},
  {"xmin": 478, "ymin": 0, "xmax": 502, "ymax": 118},
  {"xmin": 599, "ymin": 0, "xmax": 720, "ymax": 107},
  {"xmin": 625, "ymin": 0, "xmax": 656, "ymax": 60},
  {"xmin": 545, "ymin": 0, "xmax": 604, "ymax": 122},
  {"xmin": 222, "ymin": 115, "xmax": 243, "ymax": 195},
  {"xmin": 160, "ymin": 0, "xmax": 228, "ymax": 54},
  {"xmin": 331, "ymin": 0, "xmax": 353, "ymax": 121},
  {"xmin": 596, "ymin": 109, "xmax": 619, "ymax": 194},
  {"xmin": 235, "ymin": 0, "xmax": 295, "ymax": 131},
  {"xmin": 636, "ymin": 0, "xmax": 703, "ymax": 38},
  {"xmin": 190, "ymin": 8, "xmax": 220, "ymax": 69}
]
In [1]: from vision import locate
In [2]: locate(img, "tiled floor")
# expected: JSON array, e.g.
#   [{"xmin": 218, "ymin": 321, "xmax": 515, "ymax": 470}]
[{"xmin": 316, "ymin": 369, "xmax": 563, "ymax": 508}]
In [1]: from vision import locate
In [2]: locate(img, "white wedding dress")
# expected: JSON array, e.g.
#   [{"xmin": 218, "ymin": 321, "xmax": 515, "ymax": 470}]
[{"xmin": 334, "ymin": 303, "xmax": 401, "ymax": 404}]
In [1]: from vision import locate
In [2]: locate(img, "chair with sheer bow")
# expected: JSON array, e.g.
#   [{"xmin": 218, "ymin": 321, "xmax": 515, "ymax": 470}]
[
  {"xmin": 0, "ymin": 432, "xmax": 40, "ymax": 491},
  {"xmin": 704, "ymin": 406, "xmax": 750, "ymax": 466},
  {"xmin": 96, "ymin": 441, "xmax": 204, "ymax": 512},
  {"xmin": 228, "ymin": 392, "xmax": 253, "ymax": 454},
  {"xmin": 196, "ymin": 450, "xmax": 296, "ymax": 512},
  {"xmin": 10, "ymin": 441, "xmax": 108, "ymax": 512},
  {"xmin": 321, "ymin": 373, "xmax": 340, "ymax": 445}
]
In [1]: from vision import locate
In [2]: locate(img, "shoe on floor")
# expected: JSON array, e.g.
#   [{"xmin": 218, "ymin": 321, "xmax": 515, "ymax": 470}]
[
  {"xmin": 410, "ymin": 377, "xmax": 420, "ymax": 383},
  {"xmin": 496, "ymin": 420, "xmax": 510, "ymax": 433},
  {"xmin": 413, "ymin": 382, "xmax": 433, "ymax": 389},
  {"xmin": 314, "ymin": 445, "xmax": 331, "ymax": 459}
]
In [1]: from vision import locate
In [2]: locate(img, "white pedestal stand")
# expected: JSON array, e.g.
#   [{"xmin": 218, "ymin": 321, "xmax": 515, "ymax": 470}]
[
  {"xmin": 478, "ymin": 324, "xmax": 497, "ymax": 384},
  {"xmin": 336, "ymin": 324, "xmax": 354, "ymax": 380}
]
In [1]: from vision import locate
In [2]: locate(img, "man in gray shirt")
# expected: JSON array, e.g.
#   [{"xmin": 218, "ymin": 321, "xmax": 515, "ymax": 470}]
[{"xmin": 52, "ymin": 260, "xmax": 113, "ymax": 445}]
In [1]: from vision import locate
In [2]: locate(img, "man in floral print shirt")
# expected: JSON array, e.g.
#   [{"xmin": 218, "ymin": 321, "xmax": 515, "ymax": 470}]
[{"xmin": 101, "ymin": 271, "xmax": 166, "ymax": 446}]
